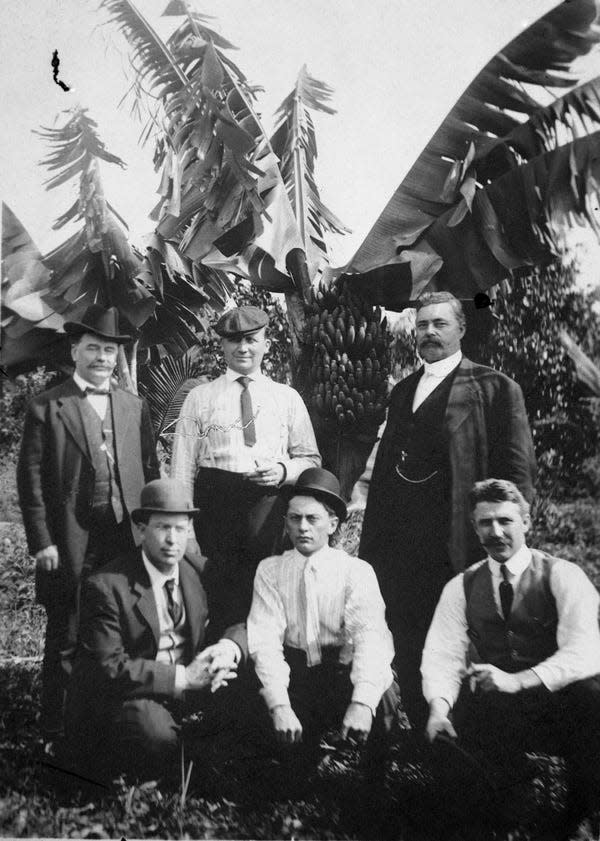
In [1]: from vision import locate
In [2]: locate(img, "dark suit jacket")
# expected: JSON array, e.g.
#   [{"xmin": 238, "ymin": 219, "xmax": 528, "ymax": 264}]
[
  {"xmin": 16, "ymin": 377, "xmax": 160, "ymax": 598},
  {"xmin": 360, "ymin": 357, "xmax": 536, "ymax": 575},
  {"xmin": 68, "ymin": 551, "xmax": 248, "ymax": 729}
]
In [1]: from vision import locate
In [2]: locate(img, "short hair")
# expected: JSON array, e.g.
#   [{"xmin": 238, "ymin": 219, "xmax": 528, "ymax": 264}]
[
  {"xmin": 416, "ymin": 292, "xmax": 466, "ymax": 329},
  {"xmin": 133, "ymin": 511, "xmax": 193, "ymax": 526},
  {"xmin": 468, "ymin": 479, "xmax": 530, "ymax": 518}
]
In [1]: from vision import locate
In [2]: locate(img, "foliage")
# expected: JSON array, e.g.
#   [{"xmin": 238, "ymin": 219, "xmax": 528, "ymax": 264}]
[
  {"xmin": 0, "ymin": 369, "xmax": 59, "ymax": 457},
  {"xmin": 468, "ymin": 260, "xmax": 600, "ymax": 490},
  {"xmin": 347, "ymin": 0, "xmax": 600, "ymax": 305}
]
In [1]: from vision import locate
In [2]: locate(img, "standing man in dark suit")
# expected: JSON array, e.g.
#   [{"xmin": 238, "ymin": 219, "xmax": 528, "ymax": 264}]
[
  {"xmin": 67, "ymin": 479, "xmax": 245, "ymax": 777},
  {"xmin": 359, "ymin": 291, "xmax": 536, "ymax": 731},
  {"xmin": 17, "ymin": 305, "xmax": 159, "ymax": 751}
]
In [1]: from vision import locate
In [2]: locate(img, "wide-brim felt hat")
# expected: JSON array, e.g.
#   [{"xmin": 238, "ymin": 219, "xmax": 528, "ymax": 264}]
[
  {"xmin": 289, "ymin": 467, "xmax": 348, "ymax": 522},
  {"xmin": 64, "ymin": 304, "xmax": 131, "ymax": 343},
  {"xmin": 131, "ymin": 479, "xmax": 199, "ymax": 523},
  {"xmin": 215, "ymin": 305, "xmax": 269, "ymax": 338}
]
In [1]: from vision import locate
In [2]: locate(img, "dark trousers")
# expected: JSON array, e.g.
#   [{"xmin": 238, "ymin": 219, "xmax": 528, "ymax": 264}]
[
  {"xmin": 194, "ymin": 468, "xmax": 287, "ymax": 628},
  {"xmin": 451, "ymin": 676, "xmax": 600, "ymax": 827},
  {"xmin": 40, "ymin": 507, "xmax": 134, "ymax": 739}
]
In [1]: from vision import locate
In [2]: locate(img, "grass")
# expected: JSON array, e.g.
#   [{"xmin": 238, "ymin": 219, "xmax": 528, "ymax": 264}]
[{"xmin": 1, "ymin": 452, "xmax": 599, "ymax": 839}]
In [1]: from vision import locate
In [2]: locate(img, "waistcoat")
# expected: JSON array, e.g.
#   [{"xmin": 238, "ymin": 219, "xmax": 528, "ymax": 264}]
[
  {"xmin": 79, "ymin": 396, "xmax": 124, "ymax": 522},
  {"xmin": 464, "ymin": 552, "xmax": 559, "ymax": 673}
]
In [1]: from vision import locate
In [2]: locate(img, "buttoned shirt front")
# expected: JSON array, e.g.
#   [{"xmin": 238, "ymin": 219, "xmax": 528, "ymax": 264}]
[
  {"xmin": 412, "ymin": 350, "xmax": 462, "ymax": 412},
  {"xmin": 170, "ymin": 368, "xmax": 321, "ymax": 498},
  {"xmin": 73, "ymin": 372, "xmax": 111, "ymax": 420},
  {"xmin": 421, "ymin": 545, "xmax": 600, "ymax": 706},
  {"xmin": 248, "ymin": 545, "xmax": 395, "ymax": 714}
]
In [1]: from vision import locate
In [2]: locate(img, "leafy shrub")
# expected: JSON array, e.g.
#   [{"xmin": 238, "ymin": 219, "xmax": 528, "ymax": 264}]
[{"xmin": 0, "ymin": 369, "xmax": 59, "ymax": 458}]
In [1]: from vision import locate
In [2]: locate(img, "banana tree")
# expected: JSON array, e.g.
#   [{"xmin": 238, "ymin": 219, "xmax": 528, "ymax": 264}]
[{"xmin": 345, "ymin": 0, "xmax": 600, "ymax": 305}]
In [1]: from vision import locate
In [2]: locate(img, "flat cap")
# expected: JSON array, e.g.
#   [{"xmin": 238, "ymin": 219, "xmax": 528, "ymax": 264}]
[{"xmin": 215, "ymin": 306, "xmax": 269, "ymax": 338}]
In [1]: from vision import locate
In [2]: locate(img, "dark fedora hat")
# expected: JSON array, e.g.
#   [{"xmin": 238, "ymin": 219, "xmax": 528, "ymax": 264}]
[
  {"xmin": 215, "ymin": 305, "xmax": 269, "ymax": 338},
  {"xmin": 64, "ymin": 304, "xmax": 131, "ymax": 343},
  {"xmin": 131, "ymin": 479, "xmax": 199, "ymax": 524},
  {"xmin": 289, "ymin": 468, "xmax": 347, "ymax": 522}
]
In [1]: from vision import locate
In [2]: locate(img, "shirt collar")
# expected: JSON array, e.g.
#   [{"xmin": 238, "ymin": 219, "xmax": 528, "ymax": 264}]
[
  {"xmin": 141, "ymin": 550, "xmax": 180, "ymax": 588},
  {"xmin": 488, "ymin": 544, "xmax": 531, "ymax": 579},
  {"xmin": 225, "ymin": 367, "xmax": 266, "ymax": 384},
  {"xmin": 423, "ymin": 350, "xmax": 462, "ymax": 379},
  {"xmin": 73, "ymin": 371, "xmax": 112, "ymax": 393},
  {"xmin": 293, "ymin": 544, "xmax": 334, "ymax": 570}
]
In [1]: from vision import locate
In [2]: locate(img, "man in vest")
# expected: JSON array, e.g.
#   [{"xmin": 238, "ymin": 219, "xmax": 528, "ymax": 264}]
[
  {"xmin": 17, "ymin": 305, "xmax": 159, "ymax": 752},
  {"xmin": 171, "ymin": 305, "xmax": 321, "ymax": 628},
  {"xmin": 422, "ymin": 478, "xmax": 600, "ymax": 837},
  {"xmin": 360, "ymin": 291, "xmax": 536, "ymax": 730}
]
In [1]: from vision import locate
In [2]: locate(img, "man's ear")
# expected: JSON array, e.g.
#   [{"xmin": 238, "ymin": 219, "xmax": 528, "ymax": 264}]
[
  {"xmin": 522, "ymin": 511, "xmax": 531, "ymax": 534},
  {"xmin": 328, "ymin": 515, "xmax": 339, "ymax": 535}
]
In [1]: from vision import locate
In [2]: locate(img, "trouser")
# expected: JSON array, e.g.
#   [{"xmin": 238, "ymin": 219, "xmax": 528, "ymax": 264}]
[
  {"xmin": 39, "ymin": 507, "xmax": 134, "ymax": 739},
  {"xmin": 194, "ymin": 467, "xmax": 287, "ymax": 629},
  {"xmin": 450, "ymin": 675, "xmax": 600, "ymax": 828}
]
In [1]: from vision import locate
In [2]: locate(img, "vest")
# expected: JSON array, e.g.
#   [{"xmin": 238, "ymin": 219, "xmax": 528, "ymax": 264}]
[
  {"xmin": 464, "ymin": 552, "xmax": 559, "ymax": 673},
  {"xmin": 79, "ymin": 396, "xmax": 124, "ymax": 522}
]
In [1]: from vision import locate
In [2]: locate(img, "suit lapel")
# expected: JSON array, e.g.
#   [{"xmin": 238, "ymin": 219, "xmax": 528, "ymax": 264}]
[
  {"xmin": 132, "ymin": 555, "xmax": 161, "ymax": 650},
  {"xmin": 445, "ymin": 357, "xmax": 479, "ymax": 434},
  {"xmin": 111, "ymin": 389, "xmax": 129, "ymax": 471},
  {"xmin": 56, "ymin": 379, "xmax": 92, "ymax": 461},
  {"xmin": 180, "ymin": 559, "xmax": 205, "ymax": 654}
]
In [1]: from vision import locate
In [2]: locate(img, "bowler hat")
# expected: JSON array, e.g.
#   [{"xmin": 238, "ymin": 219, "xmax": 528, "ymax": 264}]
[
  {"xmin": 215, "ymin": 305, "xmax": 269, "ymax": 338},
  {"xmin": 290, "ymin": 468, "xmax": 347, "ymax": 522},
  {"xmin": 131, "ymin": 479, "xmax": 199, "ymax": 524},
  {"xmin": 64, "ymin": 305, "xmax": 131, "ymax": 343}
]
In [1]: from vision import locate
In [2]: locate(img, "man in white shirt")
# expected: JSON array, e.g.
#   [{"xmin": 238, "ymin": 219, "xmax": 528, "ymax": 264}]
[
  {"xmin": 17, "ymin": 305, "xmax": 159, "ymax": 750},
  {"xmin": 422, "ymin": 478, "xmax": 600, "ymax": 837},
  {"xmin": 359, "ymin": 291, "xmax": 536, "ymax": 730},
  {"xmin": 171, "ymin": 305, "xmax": 321, "ymax": 628},
  {"xmin": 248, "ymin": 468, "xmax": 398, "ymax": 766},
  {"xmin": 67, "ymin": 479, "xmax": 246, "ymax": 779}
]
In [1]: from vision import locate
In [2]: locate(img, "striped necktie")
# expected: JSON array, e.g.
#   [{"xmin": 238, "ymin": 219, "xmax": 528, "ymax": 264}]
[
  {"xmin": 164, "ymin": 578, "xmax": 183, "ymax": 628},
  {"xmin": 237, "ymin": 376, "xmax": 257, "ymax": 446},
  {"xmin": 302, "ymin": 559, "xmax": 322, "ymax": 666}
]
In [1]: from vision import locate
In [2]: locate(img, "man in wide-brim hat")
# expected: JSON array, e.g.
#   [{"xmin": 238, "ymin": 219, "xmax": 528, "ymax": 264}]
[
  {"xmin": 248, "ymin": 468, "xmax": 399, "ymax": 774},
  {"xmin": 17, "ymin": 304, "xmax": 159, "ymax": 754},
  {"xmin": 67, "ymin": 478, "xmax": 247, "ymax": 778}
]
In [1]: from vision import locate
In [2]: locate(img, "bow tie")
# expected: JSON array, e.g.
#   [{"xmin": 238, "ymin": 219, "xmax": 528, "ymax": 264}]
[{"xmin": 85, "ymin": 387, "xmax": 110, "ymax": 396}]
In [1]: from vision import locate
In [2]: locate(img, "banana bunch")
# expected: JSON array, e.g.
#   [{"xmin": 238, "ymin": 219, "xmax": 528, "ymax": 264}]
[{"xmin": 306, "ymin": 278, "xmax": 391, "ymax": 430}]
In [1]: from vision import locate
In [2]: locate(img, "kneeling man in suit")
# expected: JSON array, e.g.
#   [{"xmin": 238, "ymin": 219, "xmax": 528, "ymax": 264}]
[{"xmin": 67, "ymin": 478, "xmax": 246, "ymax": 777}]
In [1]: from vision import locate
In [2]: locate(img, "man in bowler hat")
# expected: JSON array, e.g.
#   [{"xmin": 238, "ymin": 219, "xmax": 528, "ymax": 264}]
[
  {"xmin": 171, "ymin": 305, "xmax": 321, "ymax": 628},
  {"xmin": 17, "ymin": 305, "xmax": 159, "ymax": 751},
  {"xmin": 67, "ymin": 478, "xmax": 246, "ymax": 777},
  {"xmin": 248, "ymin": 468, "xmax": 398, "ymax": 758}
]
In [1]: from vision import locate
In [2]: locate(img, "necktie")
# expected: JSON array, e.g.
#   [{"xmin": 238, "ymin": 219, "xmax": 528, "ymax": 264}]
[
  {"xmin": 301, "ymin": 560, "xmax": 322, "ymax": 667},
  {"xmin": 85, "ymin": 386, "xmax": 110, "ymax": 395},
  {"xmin": 499, "ymin": 564, "xmax": 513, "ymax": 620},
  {"xmin": 164, "ymin": 578, "xmax": 183, "ymax": 628},
  {"xmin": 237, "ymin": 376, "xmax": 257, "ymax": 446}
]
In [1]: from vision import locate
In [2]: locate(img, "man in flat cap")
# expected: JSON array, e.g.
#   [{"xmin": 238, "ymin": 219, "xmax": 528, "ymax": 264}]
[
  {"xmin": 248, "ymin": 468, "xmax": 398, "ymax": 781},
  {"xmin": 67, "ymin": 479, "xmax": 246, "ymax": 778},
  {"xmin": 17, "ymin": 305, "xmax": 159, "ymax": 752},
  {"xmin": 171, "ymin": 305, "xmax": 321, "ymax": 628}
]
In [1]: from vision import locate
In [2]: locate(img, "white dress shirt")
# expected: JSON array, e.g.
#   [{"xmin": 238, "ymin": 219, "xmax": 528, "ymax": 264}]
[
  {"xmin": 141, "ymin": 552, "xmax": 188, "ymax": 695},
  {"xmin": 412, "ymin": 350, "xmax": 462, "ymax": 412},
  {"xmin": 170, "ymin": 368, "xmax": 321, "ymax": 499},
  {"xmin": 248, "ymin": 546, "xmax": 395, "ymax": 714},
  {"xmin": 73, "ymin": 372, "xmax": 111, "ymax": 420},
  {"xmin": 421, "ymin": 545, "xmax": 600, "ymax": 707}
]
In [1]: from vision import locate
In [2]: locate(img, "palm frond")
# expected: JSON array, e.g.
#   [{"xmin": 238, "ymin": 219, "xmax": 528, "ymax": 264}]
[{"xmin": 347, "ymin": 0, "xmax": 600, "ymax": 300}]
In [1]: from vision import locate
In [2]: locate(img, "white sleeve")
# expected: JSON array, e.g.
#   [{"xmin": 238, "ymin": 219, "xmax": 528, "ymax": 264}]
[
  {"xmin": 280, "ymin": 389, "xmax": 322, "ymax": 484},
  {"xmin": 532, "ymin": 560, "xmax": 600, "ymax": 691},
  {"xmin": 170, "ymin": 389, "xmax": 201, "ymax": 501},
  {"xmin": 247, "ymin": 561, "xmax": 291, "ymax": 709},
  {"xmin": 421, "ymin": 574, "xmax": 470, "ymax": 707}
]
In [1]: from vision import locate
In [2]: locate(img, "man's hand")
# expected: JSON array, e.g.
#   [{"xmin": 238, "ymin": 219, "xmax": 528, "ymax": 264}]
[
  {"xmin": 184, "ymin": 651, "xmax": 213, "ymax": 691},
  {"xmin": 35, "ymin": 545, "xmax": 60, "ymax": 572},
  {"xmin": 202, "ymin": 640, "xmax": 240, "ymax": 693},
  {"xmin": 271, "ymin": 704, "xmax": 303, "ymax": 744},
  {"xmin": 468, "ymin": 664, "xmax": 521, "ymax": 694},
  {"xmin": 425, "ymin": 698, "xmax": 457, "ymax": 743},
  {"xmin": 245, "ymin": 461, "xmax": 285, "ymax": 487},
  {"xmin": 341, "ymin": 701, "xmax": 373, "ymax": 744}
]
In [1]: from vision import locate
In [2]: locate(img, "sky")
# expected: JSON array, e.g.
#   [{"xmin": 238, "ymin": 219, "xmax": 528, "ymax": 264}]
[{"xmin": 0, "ymin": 0, "xmax": 590, "ymax": 272}]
